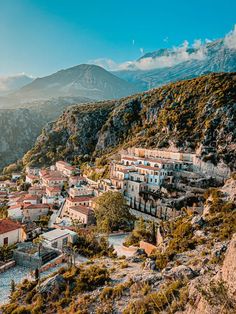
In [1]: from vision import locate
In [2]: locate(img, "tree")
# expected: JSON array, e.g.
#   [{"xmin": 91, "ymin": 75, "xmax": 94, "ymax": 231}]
[{"xmin": 94, "ymin": 191, "xmax": 134, "ymax": 233}]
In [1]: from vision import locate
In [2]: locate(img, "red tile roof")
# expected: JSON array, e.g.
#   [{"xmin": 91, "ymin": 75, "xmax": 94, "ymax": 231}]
[
  {"xmin": 46, "ymin": 186, "xmax": 61, "ymax": 192},
  {"xmin": 0, "ymin": 219, "xmax": 22, "ymax": 234},
  {"xmin": 24, "ymin": 194, "xmax": 38, "ymax": 201},
  {"xmin": 68, "ymin": 196, "xmax": 94, "ymax": 202},
  {"xmin": 69, "ymin": 205, "xmax": 93, "ymax": 215},
  {"xmin": 122, "ymin": 156, "xmax": 138, "ymax": 161},
  {"xmin": 9, "ymin": 204, "xmax": 23, "ymax": 210},
  {"xmin": 24, "ymin": 204, "xmax": 49, "ymax": 209}
]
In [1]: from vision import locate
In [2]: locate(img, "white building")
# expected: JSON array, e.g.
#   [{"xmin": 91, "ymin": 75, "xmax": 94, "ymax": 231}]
[
  {"xmin": 41, "ymin": 228, "xmax": 77, "ymax": 250},
  {"xmin": 23, "ymin": 204, "xmax": 49, "ymax": 221},
  {"xmin": 8, "ymin": 204, "xmax": 23, "ymax": 221},
  {"xmin": 0, "ymin": 219, "xmax": 25, "ymax": 246}
]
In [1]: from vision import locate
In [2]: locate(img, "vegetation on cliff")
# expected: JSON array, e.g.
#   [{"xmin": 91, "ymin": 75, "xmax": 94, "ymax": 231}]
[{"xmin": 22, "ymin": 73, "xmax": 236, "ymax": 171}]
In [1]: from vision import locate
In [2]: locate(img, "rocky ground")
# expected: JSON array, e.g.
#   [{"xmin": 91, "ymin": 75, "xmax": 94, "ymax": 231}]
[{"xmin": 1, "ymin": 177, "xmax": 235, "ymax": 314}]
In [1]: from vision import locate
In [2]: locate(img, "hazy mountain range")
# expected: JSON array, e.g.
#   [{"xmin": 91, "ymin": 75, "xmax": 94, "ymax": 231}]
[{"xmin": 0, "ymin": 74, "xmax": 33, "ymax": 96}]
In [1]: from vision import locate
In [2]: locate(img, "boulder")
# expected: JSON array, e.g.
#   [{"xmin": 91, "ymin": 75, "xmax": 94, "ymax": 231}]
[
  {"xmin": 191, "ymin": 215, "xmax": 205, "ymax": 227},
  {"xmin": 144, "ymin": 258, "xmax": 156, "ymax": 271},
  {"xmin": 163, "ymin": 265, "xmax": 197, "ymax": 280},
  {"xmin": 38, "ymin": 274, "xmax": 66, "ymax": 294}
]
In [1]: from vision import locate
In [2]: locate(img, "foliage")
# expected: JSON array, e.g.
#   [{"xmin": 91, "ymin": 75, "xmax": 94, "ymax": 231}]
[
  {"xmin": 76, "ymin": 265, "xmax": 109, "ymax": 292},
  {"xmin": 123, "ymin": 218, "xmax": 157, "ymax": 247},
  {"xmin": 94, "ymin": 191, "xmax": 134, "ymax": 233},
  {"xmin": 198, "ymin": 280, "xmax": 236, "ymax": 313},
  {"xmin": 124, "ymin": 280, "xmax": 188, "ymax": 313},
  {"xmin": 74, "ymin": 229, "xmax": 116, "ymax": 258}
]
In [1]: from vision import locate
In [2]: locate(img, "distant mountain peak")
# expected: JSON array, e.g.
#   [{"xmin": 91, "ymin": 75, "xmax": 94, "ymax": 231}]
[
  {"xmin": 0, "ymin": 74, "xmax": 34, "ymax": 95},
  {"xmin": 13, "ymin": 64, "xmax": 139, "ymax": 100}
]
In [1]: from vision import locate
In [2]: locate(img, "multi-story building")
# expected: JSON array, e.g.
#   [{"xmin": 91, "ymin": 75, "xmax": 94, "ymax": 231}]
[{"xmin": 109, "ymin": 148, "xmax": 193, "ymax": 218}]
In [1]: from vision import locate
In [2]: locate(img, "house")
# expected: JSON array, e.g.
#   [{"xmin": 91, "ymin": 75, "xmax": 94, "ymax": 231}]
[
  {"xmin": 65, "ymin": 196, "xmax": 94, "ymax": 208},
  {"xmin": 42, "ymin": 173, "xmax": 66, "ymax": 187},
  {"xmin": 46, "ymin": 186, "xmax": 61, "ymax": 197},
  {"xmin": 28, "ymin": 186, "xmax": 46, "ymax": 196},
  {"xmin": 68, "ymin": 175, "xmax": 85, "ymax": 187},
  {"xmin": 41, "ymin": 228, "xmax": 77, "ymax": 250},
  {"xmin": 64, "ymin": 205, "xmax": 94, "ymax": 225},
  {"xmin": 69, "ymin": 186, "xmax": 94, "ymax": 198},
  {"xmin": 8, "ymin": 204, "xmax": 23, "ymax": 221},
  {"xmin": 25, "ymin": 174, "xmax": 39, "ymax": 185},
  {"xmin": 23, "ymin": 194, "xmax": 39, "ymax": 205},
  {"xmin": 0, "ymin": 219, "xmax": 25, "ymax": 246},
  {"xmin": 61, "ymin": 196, "xmax": 94, "ymax": 218},
  {"xmin": 55, "ymin": 161, "xmax": 77, "ymax": 177},
  {"xmin": 25, "ymin": 166, "xmax": 40, "ymax": 176},
  {"xmin": 11, "ymin": 173, "xmax": 21, "ymax": 181},
  {"xmin": 23, "ymin": 203, "xmax": 49, "ymax": 221}
]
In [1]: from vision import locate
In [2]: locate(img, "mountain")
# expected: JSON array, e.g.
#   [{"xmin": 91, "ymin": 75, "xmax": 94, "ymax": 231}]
[
  {"xmin": 22, "ymin": 73, "xmax": 236, "ymax": 172},
  {"xmin": 0, "ymin": 96, "xmax": 92, "ymax": 169},
  {"xmin": 0, "ymin": 74, "xmax": 34, "ymax": 95},
  {"xmin": 13, "ymin": 64, "xmax": 140, "ymax": 100},
  {"xmin": 114, "ymin": 38, "xmax": 236, "ymax": 89}
]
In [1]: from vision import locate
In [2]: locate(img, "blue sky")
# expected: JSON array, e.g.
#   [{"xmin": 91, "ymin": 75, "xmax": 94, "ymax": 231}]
[{"xmin": 0, "ymin": 0, "xmax": 235, "ymax": 77}]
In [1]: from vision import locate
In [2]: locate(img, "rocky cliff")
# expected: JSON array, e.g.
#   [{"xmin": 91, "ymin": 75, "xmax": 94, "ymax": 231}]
[
  {"xmin": 23, "ymin": 73, "xmax": 236, "ymax": 172},
  {"xmin": 0, "ymin": 96, "xmax": 91, "ymax": 169}
]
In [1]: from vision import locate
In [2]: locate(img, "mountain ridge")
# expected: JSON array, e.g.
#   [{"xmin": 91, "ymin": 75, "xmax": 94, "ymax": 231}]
[
  {"xmin": 13, "ymin": 64, "xmax": 140, "ymax": 100},
  {"xmin": 114, "ymin": 38, "xmax": 236, "ymax": 89}
]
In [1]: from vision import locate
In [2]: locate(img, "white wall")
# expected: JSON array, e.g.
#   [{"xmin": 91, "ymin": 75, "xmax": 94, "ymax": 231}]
[{"xmin": 0, "ymin": 228, "xmax": 23, "ymax": 246}]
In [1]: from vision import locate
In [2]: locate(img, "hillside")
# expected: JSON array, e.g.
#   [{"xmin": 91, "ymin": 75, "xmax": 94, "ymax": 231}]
[
  {"xmin": 22, "ymin": 73, "xmax": 236, "ymax": 172},
  {"xmin": 13, "ymin": 64, "xmax": 140, "ymax": 100},
  {"xmin": 114, "ymin": 38, "xmax": 236, "ymax": 89},
  {"xmin": 0, "ymin": 96, "xmax": 91, "ymax": 169}
]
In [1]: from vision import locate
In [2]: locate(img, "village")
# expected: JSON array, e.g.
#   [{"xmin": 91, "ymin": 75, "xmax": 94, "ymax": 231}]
[{"xmin": 0, "ymin": 147, "xmax": 229, "ymax": 304}]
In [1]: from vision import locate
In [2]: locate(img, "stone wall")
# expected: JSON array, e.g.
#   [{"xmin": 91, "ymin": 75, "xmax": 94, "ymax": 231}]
[
  {"xmin": 40, "ymin": 254, "xmax": 65, "ymax": 273},
  {"xmin": 0, "ymin": 260, "xmax": 15, "ymax": 273},
  {"xmin": 13, "ymin": 250, "xmax": 42, "ymax": 269}
]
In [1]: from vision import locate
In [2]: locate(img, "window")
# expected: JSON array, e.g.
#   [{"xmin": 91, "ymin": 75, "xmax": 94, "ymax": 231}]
[
  {"xmin": 3, "ymin": 237, "xmax": 8, "ymax": 245},
  {"xmin": 62, "ymin": 237, "xmax": 68, "ymax": 245},
  {"xmin": 52, "ymin": 241, "xmax": 58, "ymax": 248}
]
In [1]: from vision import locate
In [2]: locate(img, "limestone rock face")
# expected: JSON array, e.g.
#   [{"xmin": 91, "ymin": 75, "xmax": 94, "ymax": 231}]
[
  {"xmin": 183, "ymin": 233, "xmax": 236, "ymax": 314},
  {"xmin": 162, "ymin": 265, "xmax": 197, "ymax": 280},
  {"xmin": 221, "ymin": 233, "xmax": 236, "ymax": 296}
]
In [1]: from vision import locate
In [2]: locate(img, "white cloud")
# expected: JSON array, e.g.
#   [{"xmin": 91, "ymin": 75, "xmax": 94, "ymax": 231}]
[
  {"xmin": 90, "ymin": 39, "xmax": 207, "ymax": 71},
  {"xmin": 224, "ymin": 24, "xmax": 236, "ymax": 50},
  {"xmin": 90, "ymin": 26, "xmax": 236, "ymax": 71}
]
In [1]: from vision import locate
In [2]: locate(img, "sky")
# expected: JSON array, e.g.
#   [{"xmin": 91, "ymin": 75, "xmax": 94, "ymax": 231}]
[{"xmin": 0, "ymin": 0, "xmax": 236, "ymax": 77}]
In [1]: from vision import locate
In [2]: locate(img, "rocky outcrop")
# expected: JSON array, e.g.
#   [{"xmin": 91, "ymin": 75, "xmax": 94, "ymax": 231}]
[
  {"xmin": 0, "ymin": 96, "xmax": 91, "ymax": 169},
  {"xmin": 183, "ymin": 233, "xmax": 236, "ymax": 314},
  {"xmin": 221, "ymin": 233, "xmax": 236, "ymax": 296},
  {"xmin": 22, "ymin": 73, "xmax": 236, "ymax": 172}
]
